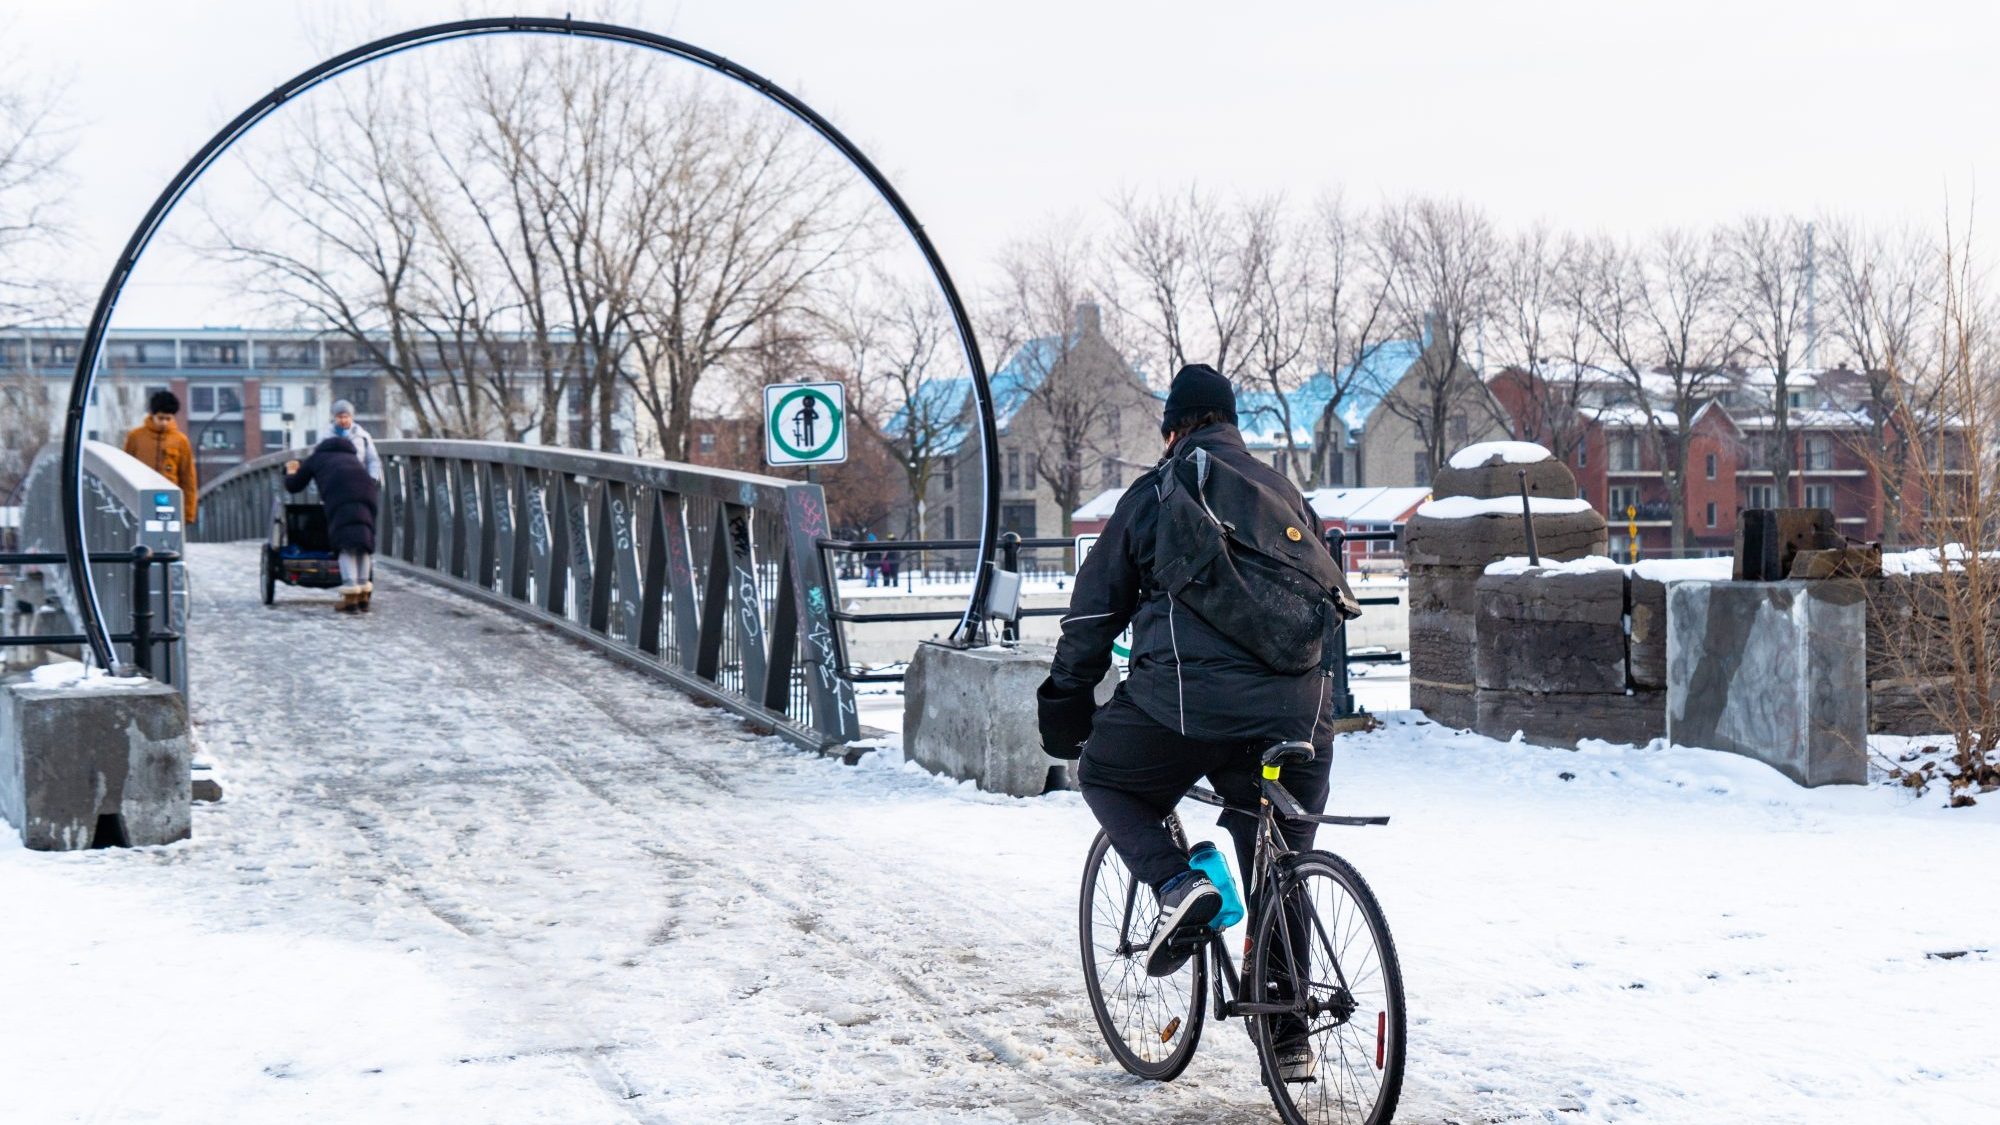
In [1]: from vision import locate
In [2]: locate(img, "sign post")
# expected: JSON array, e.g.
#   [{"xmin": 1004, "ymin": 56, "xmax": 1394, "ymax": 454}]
[{"xmin": 764, "ymin": 382, "xmax": 848, "ymax": 468}]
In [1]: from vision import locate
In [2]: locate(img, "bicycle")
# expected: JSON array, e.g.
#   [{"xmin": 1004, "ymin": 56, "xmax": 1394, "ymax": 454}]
[{"xmin": 1078, "ymin": 740, "xmax": 1406, "ymax": 1125}]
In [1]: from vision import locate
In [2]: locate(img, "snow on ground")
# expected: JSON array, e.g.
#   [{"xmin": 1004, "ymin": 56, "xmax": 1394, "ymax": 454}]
[{"xmin": 3, "ymin": 542, "xmax": 1996, "ymax": 1124}]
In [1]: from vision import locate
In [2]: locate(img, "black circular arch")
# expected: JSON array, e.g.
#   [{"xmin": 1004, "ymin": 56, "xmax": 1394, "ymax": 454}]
[{"xmin": 59, "ymin": 15, "xmax": 1001, "ymax": 671}]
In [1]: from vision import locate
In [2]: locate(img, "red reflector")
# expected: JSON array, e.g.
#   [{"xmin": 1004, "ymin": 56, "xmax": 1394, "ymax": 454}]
[{"xmin": 1375, "ymin": 1011, "xmax": 1386, "ymax": 1069}]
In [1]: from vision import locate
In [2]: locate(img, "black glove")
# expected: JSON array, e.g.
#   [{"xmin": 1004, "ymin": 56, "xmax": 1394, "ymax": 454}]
[{"xmin": 1036, "ymin": 679, "xmax": 1095, "ymax": 760}]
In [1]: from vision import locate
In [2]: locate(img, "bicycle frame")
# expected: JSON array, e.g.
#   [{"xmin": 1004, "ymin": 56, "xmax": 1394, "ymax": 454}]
[{"xmin": 1176, "ymin": 777, "xmax": 1389, "ymax": 1025}]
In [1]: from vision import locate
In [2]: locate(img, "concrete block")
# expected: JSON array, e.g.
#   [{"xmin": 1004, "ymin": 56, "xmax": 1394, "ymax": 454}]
[
  {"xmin": 1474, "ymin": 569, "xmax": 1628, "ymax": 695},
  {"xmin": 903, "ymin": 642, "xmax": 1115, "ymax": 797},
  {"xmin": 1, "ymin": 674, "xmax": 191, "ymax": 850},
  {"xmin": 1666, "ymin": 580, "xmax": 1867, "ymax": 786},
  {"xmin": 1476, "ymin": 687, "xmax": 1665, "ymax": 748}
]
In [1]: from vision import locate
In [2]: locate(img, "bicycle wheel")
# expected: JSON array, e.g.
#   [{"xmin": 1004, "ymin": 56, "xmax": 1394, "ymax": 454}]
[
  {"xmin": 1249, "ymin": 850, "xmax": 1405, "ymax": 1125},
  {"xmin": 1078, "ymin": 824, "xmax": 1206, "ymax": 1080}
]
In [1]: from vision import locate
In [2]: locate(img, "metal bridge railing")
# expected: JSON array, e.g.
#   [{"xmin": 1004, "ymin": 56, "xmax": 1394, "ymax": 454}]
[
  {"xmin": 197, "ymin": 440, "xmax": 859, "ymax": 750},
  {"xmin": 13, "ymin": 442, "xmax": 189, "ymax": 692}
]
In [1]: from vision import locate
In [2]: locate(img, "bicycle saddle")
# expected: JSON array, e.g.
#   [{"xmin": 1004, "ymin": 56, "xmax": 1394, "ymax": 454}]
[{"xmin": 1261, "ymin": 740, "xmax": 1316, "ymax": 767}]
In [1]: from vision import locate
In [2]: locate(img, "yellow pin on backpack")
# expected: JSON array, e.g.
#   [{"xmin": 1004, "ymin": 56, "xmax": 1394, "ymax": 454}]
[{"xmin": 1285, "ymin": 526, "xmax": 1302, "ymax": 542}]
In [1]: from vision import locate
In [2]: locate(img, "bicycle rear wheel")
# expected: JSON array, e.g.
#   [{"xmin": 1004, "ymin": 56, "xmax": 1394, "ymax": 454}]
[
  {"xmin": 1249, "ymin": 850, "xmax": 1405, "ymax": 1125},
  {"xmin": 1078, "ymin": 824, "xmax": 1207, "ymax": 1081}
]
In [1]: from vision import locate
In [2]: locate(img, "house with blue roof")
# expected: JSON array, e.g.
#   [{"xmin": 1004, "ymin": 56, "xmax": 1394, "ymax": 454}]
[{"xmin": 905, "ymin": 302, "xmax": 1160, "ymax": 541}]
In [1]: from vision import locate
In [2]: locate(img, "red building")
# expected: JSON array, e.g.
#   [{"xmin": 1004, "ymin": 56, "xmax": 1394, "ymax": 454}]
[{"xmin": 1490, "ymin": 366, "xmax": 1920, "ymax": 559}]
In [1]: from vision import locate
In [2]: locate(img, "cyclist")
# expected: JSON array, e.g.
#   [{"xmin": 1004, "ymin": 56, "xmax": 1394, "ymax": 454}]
[{"xmin": 1038, "ymin": 362, "xmax": 1355, "ymax": 1080}]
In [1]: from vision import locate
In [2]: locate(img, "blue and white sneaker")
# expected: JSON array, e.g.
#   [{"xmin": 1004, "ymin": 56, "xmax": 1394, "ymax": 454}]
[{"xmin": 1145, "ymin": 872, "xmax": 1221, "ymax": 976}]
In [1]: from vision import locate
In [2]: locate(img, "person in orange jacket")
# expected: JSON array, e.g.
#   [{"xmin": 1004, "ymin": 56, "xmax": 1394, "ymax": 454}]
[{"xmin": 123, "ymin": 389, "xmax": 199, "ymax": 524}]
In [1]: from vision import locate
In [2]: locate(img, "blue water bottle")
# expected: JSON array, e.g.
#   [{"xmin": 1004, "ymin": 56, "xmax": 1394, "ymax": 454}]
[{"xmin": 1187, "ymin": 841, "xmax": 1245, "ymax": 928}]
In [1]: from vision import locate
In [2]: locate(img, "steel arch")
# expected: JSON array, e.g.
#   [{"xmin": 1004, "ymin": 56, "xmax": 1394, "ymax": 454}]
[{"xmin": 59, "ymin": 15, "xmax": 1000, "ymax": 671}]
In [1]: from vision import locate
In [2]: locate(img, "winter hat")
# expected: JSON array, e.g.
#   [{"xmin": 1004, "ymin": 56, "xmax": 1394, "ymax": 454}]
[
  {"xmin": 331, "ymin": 398, "xmax": 356, "ymax": 417},
  {"xmin": 1160, "ymin": 363, "xmax": 1237, "ymax": 435},
  {"xmin": 148, "ymin": 389, "xmax": 180, "ymax": 415}
]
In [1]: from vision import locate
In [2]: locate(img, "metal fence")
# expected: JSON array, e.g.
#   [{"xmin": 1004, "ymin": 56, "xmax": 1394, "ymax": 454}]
[
  {"xmin": 13, "ymin": 442, "xmax": 189, "ymax": 692},
  {"xmin": 197, "ymin": 440, "xmax": 858, "ymax": 750}
]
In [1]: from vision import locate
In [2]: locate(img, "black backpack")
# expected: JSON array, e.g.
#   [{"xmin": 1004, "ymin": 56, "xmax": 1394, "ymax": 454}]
[{"xmin": 1151, "ymin": 444, "xmax": 1362, "ymax": 675}]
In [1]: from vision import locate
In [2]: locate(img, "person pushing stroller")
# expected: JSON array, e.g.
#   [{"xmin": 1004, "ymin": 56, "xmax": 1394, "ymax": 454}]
[{"xmin": 284, "ymin": 435, "xmax": 380, "ymax": 613}]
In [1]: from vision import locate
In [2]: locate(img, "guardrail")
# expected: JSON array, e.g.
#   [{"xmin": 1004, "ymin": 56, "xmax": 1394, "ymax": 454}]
[
  {"xmin": 198, "ymin": 440, "xmax": 859, "ymax": 750},
  {"xmin": 14, "ymin": 442, "xmax": 189, "ymax": 692},
  {"xmin": 819, "ymin": 526, "xmax": 1405, "ymax": 719}
]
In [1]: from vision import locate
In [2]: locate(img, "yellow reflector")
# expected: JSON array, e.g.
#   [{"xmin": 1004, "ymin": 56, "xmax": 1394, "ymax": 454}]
[
  {"xmin": 1160, "ymin": 1016, "xmax": 1181, "ymax": 1042},
  {"xmin": 1262, "ymin": 764, "xmax": 1280, "ymax": 780}
]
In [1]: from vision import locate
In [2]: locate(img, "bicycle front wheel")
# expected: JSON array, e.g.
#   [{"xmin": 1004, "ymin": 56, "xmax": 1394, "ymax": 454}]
[
  {"xmin": 1078, "ymin": 825, "xmax": 1207, "ymax": 1081},
  {"xmin": 1249, "ymin": 850, "xmax": 1405, "ymax": 1125}
]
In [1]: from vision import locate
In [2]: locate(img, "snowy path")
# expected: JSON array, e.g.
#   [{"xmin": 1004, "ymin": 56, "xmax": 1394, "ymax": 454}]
[{"xmin": 3, "ymin": 541, "xmax": 1998, "ymax": 1123}]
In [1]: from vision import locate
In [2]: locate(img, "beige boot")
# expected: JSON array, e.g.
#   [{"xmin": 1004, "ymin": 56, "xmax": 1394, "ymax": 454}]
[
  {"xmin": 336, "ymin": 587, "xmax": 363, "ymax": 613},
  {"xmin": 358, "ymin": 582, "xmax": 374, "ymax": 612}
]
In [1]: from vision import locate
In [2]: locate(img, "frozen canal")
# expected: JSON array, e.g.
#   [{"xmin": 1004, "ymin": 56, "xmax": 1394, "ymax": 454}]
[{"xmin": 2, "ymin": 542, "xmax": 1995, "ymax": 1123}]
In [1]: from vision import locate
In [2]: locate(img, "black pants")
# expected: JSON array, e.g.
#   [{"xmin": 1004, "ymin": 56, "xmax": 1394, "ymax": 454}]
[{"xmin": 1078, "ymin": 694, "xmax": 1333, "ymax": 893}]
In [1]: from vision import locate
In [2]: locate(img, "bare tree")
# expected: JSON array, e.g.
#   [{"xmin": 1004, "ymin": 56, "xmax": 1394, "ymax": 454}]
[
  {"xmin": 1820, "ymin": 217, "xmax": 1937, "ymax": 545},
  {"xmin": 1492, "ymin": 224, "xmax": 1600, "ymax": 464},
  {"xmin": 1109, "ymin": 186, "xmax": 1274, "ymax": 381},
  {"xmin": 1371, "ymin": 196, "xmax": 1500, "ymax": 475},
  {"xmin": 1295, "ymin": 194, "xmax": 1394, "ymax": 488},
  {"xmin": 1579, "ymin": 229, "xmax": 1740, "ymax": 554},
  {"xmin": 0, "ymin": 68, "xmax": 70, "ymax": 499},
  {"xmin": 1728, "ymin": 214, "xmax": 1814, "ymax": 506},
  {"xmin": 0, "ymin": 69, "xmax": 70, "ymax": 332},
  {"xmin": 988, "ymin": 223, "xmax": 1120, "ymax": 538},
  {"xmin": 1869, "ymin": 217, "xmax": 2000, "ymax": 800},
  {"xmin": 835, "ymin": 274, "xmax": 957, "ymax": 537}
]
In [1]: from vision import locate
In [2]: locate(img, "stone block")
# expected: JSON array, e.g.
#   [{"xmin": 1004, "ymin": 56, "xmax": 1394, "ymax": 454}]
[
  {"xmin": 1666, "ymin": 580, "xmax": 1867, "ymax": 786},
  {"xmin": 903, "ymin": 642, "xmax": 1115, "ymax": 797},
  {"xmin": 1, "ymin": 673, "xmax": 191, "ymax": 850},
  {"xmin": 1405, "ymin": 511, "xmax": 1607, "ymax": 568},
  {"xmin": 1476, "ymin": 687, "xmax": 1666, "ymax": 748},
  {"xmin": 1410, "ymin": 681, "xmax": 1477, "ymax": 730},
  {"xmin": 1733, "ymin": 508, "xmax": 1839, "ymax": 581},
  {"xmin": 1432, "ymin": 457, "xmax": 1579, "ymax": 503},
  {"xmin": 1628, "ymin": 576, "xmax": 1669, "ymax": 690},
  {"xmin": 1790, "ymin": 545, "xmax": 1882, "ymax": 580},
  {"xmin": 1474, "ymin": 569, "xmax": 1628, "ymax": 694}
]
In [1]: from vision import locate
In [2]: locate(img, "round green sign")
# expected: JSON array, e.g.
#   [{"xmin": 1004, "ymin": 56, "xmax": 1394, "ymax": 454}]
[{"xmin": 770, "ymin": 386, "xmax": 844, "ymax": 460}]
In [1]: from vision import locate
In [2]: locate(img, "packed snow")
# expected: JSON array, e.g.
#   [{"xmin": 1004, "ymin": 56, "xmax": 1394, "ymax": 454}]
[
  {"xmin": 1446, "ymin": 441, "xmax": 1553, "ymax": 469},
  {"xmin": 1416, "ymin": 494, "xmax": 1596, "ymax": 520},
  {"xmin": 1484, "ymin": 555, "xmax": 1735, "ymax": 583},
  {"xmin": 2, "ymin": 542, "xmax": 1995, "ymax": 1124},
  {"xmin": 25, "ymin": 660, "xmax": 156, "ymax": 690}
]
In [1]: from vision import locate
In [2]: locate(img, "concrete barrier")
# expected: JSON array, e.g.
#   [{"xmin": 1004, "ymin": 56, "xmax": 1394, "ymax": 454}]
[
  {"xmin": 1, "ymin": 667, "xmax": 191, "ymax": 849},
  {"xmin": 1666, "ymin": 580, "xmax": 1867, "ymax": 786},
  {"xmin": 902, "ymin": 642, "xmax": 1116, "ymax": 797}
]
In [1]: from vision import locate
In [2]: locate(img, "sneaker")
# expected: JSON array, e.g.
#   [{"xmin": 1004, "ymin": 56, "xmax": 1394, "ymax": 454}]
[
  {"xmin": 1271, "ymin": 1035, "xmax": 1318, "ymax": 1082},
  {"xmin": 1144, "ymin": 872, "xmax": 1221, "ymax": 976}
]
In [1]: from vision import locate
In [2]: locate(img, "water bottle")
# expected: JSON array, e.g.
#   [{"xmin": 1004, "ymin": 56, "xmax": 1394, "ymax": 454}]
[{"xmin": 1187, "ymin": 841, "xmax": 1245, "ymax": 928}]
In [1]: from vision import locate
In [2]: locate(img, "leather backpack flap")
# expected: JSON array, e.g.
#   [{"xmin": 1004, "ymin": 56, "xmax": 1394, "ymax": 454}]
[{"xmin": 1202, "ymin": 464, "xmax": 1363, "ymax": 619}]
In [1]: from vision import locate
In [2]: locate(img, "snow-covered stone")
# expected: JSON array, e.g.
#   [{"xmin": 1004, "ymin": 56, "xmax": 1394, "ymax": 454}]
[{"xmin": 1447, "ymin": 440, "xmax": 1554, "ymax": 469}]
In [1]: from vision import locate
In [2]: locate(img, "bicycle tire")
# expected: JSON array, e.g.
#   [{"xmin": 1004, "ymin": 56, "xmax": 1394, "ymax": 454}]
[
  {"xmin": 1078, "ymin": 825, "xmax": 1207, "ymax": 1081},
  {"xmin": 1249, "ymin": 849, "xmax": 1405, "ymax": 1125}
]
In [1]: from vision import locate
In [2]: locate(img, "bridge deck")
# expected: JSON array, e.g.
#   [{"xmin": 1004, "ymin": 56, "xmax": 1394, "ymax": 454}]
[{"xmin": 3, "ymin": 542, "xmax": 1996, "ymax": 1123}]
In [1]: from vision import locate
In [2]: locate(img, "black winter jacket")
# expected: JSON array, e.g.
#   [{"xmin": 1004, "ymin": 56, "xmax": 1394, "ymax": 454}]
[
  {"xmin": 1037, "ymin": 423, "xmax": 1341, "ymax": 754},
  {"xmin": 284, "ymin": 436, "xmax": 380, "ymax": 554}
]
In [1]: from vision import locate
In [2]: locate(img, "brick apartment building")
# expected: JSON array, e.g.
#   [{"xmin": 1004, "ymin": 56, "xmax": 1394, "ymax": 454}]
[{"xmin": 1489, "ymin": 366, "xmax": 1927, "ymax": 558}]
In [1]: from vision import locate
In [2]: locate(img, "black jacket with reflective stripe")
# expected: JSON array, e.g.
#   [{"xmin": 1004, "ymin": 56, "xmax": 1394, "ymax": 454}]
[{"xmin": 1037, "ymin": 423, "xmax": 1339, "ymax": 749}]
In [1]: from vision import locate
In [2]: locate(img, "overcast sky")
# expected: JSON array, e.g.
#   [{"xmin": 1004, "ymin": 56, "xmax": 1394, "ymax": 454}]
[{"xmin": 8, "ymin": 0, "xmax": 1998, "ymax": 327}]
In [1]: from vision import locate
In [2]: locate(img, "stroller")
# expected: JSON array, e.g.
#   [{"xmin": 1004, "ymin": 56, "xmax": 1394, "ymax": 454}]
[{"xmin": 260, "ymin": 497, "xmax": 343, "ymax": 606}]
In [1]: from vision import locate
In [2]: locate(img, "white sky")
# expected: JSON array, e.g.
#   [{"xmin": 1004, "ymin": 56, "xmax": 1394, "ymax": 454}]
[{"xmin": 6, "ymin": 0, "xmax": 1998, "ymax": 328}]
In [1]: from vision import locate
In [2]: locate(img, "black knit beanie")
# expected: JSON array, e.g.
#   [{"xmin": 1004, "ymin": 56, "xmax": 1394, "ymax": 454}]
[{"xmin": 1160, "ymin": 363, "xmax": 1237, "ymax": 435}]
